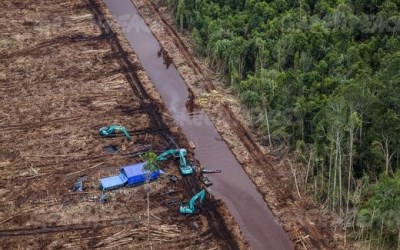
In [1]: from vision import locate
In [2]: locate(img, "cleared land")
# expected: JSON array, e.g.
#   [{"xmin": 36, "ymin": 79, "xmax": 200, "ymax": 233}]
[{"xmin": 0, "ymin": 0, "xmax": 240, "ymax": 248}]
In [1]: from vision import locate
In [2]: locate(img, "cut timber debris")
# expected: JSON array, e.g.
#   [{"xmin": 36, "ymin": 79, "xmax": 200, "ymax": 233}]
[
  {"xmin": 0, "ymin": 0, "xmax": 243, "ymax": 249},
  {"xmin": 66, "ymin": 163, "xmax": 105, "ymax": 176},
  {"xmin": 201, "ymin": 168, "xmax": 221, "ymax": 174}
]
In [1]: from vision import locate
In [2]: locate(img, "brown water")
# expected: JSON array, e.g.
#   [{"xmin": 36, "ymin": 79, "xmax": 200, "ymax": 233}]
[{"xmin": 104, "ymin": 1, "xmax": 293, "ymax": 249}]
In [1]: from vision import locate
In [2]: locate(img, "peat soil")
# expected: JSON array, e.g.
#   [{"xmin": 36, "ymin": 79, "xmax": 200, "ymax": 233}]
[{"xmin": 0, "ymin": 0, "xmax": 244, "ymax": 248}]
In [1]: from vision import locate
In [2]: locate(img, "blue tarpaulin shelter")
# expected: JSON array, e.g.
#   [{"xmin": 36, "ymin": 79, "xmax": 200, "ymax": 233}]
[
  {"xmin": 100, "ymin": 173, "xmax": 128, "ymax": 190},
  {"xmin": 120, "ymin": 162, "xmax": 160, "ymax": 186},
  {"xmin": 99, "ymin": 162, "xmax": 162, "ymax": 191}
]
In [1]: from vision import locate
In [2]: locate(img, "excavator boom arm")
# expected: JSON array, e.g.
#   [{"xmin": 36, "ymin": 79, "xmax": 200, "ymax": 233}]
[
  {"xmin": 156, "ymin": 149, "xmax": 193, "ymax": 175},
  {"xmin": 187, "ymin": 190, "xmax": 206, "ymax": 211},
  {"xmin": 156, "ymin": 149, "xmax": 176, "ymax": 161},
  {"xmin": 99, "ymin": 125, "xmax": 131, "ymax": 140},
  {"xmin": 180, "ymin": 189, "xmax": 206, "ymax": 214},
  {"xmin": 179, "ymin": 150, "xmax": 187, "ymax": 167}
]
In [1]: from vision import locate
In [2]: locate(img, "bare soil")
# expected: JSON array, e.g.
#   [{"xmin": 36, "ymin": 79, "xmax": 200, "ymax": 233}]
[
  {"xmin": 130, "ymin": 0, "xmax": 346, "ymax": 248},
  {"xmin": 0, "ymin": 0, "xmax": 243, "ymax": 248}
]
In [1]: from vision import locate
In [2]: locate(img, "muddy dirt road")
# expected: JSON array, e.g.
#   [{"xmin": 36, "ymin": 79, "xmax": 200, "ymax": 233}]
[{"xmin": 104, "ymin": 1, "xmax": 293, "ymax": 249}]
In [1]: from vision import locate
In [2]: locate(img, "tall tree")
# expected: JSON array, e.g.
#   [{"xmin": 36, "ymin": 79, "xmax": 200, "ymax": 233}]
[{"xmin": 142, "ymin": 151, "xmax": 159, "ymax": 245}]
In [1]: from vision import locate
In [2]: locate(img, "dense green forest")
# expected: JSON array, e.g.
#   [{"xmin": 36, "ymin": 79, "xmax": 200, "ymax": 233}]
[{"xmin": 165, "ymin": 0, "xmax": 400, "ymax": 246}]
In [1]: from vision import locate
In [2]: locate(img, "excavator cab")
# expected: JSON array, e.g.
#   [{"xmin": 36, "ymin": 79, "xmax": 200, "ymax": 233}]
[{"xmin": 180, "ymin": 189, "xmax": 206, "ymax": 214}]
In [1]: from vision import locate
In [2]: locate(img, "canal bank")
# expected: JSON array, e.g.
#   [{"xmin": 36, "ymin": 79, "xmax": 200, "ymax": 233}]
[{"xmin": 103, "ymin": 0, "xmax": 293, "ymax": 249}]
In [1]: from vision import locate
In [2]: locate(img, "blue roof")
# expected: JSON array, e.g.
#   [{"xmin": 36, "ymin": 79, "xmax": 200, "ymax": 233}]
[
  {"xmin": 121, "ymin": 162, "xmax": 148, "ymax": 177},
  {"xmin": 100, "ymin": 172, "xmax": 128, "ymax": 190},
  {"xmin": 99, "ymin": 162, "xmax": 165, "ymax": 189},
  {"xmin": 120, "ymin": 162, "xmax": 164, "ymax": 186}
]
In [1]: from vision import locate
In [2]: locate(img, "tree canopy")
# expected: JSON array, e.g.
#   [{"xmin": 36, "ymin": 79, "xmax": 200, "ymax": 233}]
[{"xmin": 166, "ymin": 0, "xmax": 400, "ymax": 246}]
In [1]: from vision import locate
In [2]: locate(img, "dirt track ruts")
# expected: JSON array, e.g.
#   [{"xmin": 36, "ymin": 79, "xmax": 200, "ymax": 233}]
[{"xmin": 0, "ymin": 217, "xmax": 140, "ymax": 237}]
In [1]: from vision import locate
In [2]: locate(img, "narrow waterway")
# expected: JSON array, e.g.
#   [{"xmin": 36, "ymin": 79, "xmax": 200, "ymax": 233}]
[{"xmin": 104, "ymin": 1, "xmax": 293, "ymax": 249}]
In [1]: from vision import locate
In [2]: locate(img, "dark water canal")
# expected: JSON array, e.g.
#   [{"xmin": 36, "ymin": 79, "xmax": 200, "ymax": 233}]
[{"xmin": 104, "ymin": 1, "xmax": 293, "ymax": 249}]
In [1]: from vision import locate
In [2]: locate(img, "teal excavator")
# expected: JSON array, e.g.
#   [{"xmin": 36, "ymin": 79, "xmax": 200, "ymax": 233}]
[
  {"xmin": 180, "ymin": 189, "xmax": 206, "ymax": 214},
  {"xmin": 99, "ymin": 125, "xmax": 131, "ymax": 140},
  {"xmin": 157, "ymin": 149, "xmax": 194, "ymax": 175}
]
